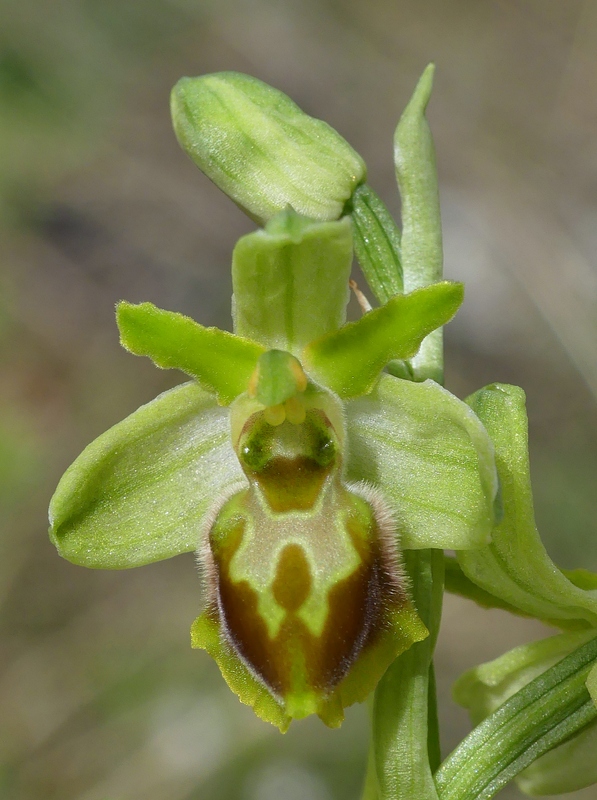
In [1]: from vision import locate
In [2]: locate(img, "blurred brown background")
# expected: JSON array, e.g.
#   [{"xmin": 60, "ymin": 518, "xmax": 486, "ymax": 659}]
[{"xmin": 2, "ymin": 0, "xmax": 597, "ymax": 798}]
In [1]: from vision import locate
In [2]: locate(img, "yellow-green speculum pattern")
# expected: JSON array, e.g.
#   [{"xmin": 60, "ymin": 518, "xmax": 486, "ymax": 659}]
[{"xmin": 196, "ymin": 370, "xmax": 426, "ymax": 729}]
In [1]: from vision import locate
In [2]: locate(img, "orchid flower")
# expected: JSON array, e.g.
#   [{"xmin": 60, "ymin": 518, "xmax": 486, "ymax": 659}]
[{"xmin": 49, "ymin": 208, "xmax": 496, "ymax": 731}]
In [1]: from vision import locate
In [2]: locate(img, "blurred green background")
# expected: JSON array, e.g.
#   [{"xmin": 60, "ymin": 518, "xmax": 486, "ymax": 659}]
[{"xmin": 2, "ymin": 0, "xmax": 597, "ymax": 798}]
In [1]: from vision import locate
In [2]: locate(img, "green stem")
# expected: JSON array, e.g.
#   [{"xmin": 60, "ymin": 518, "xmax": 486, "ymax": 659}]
[
  {"xmin": 434, "ymin": 635, "xmax": 597, "ymax": 800},
  {"xmin": 364, "ymin": 550, "xmax": 444, "ymax": 800}
]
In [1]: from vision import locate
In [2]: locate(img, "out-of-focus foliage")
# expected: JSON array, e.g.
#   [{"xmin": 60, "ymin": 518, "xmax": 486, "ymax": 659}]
[{"xmin": 2, "ymin": 0, "xmax": 597, "ymax": 798}]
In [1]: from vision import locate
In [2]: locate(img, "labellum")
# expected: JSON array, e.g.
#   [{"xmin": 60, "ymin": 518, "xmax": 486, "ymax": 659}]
[{"xmin": 197, "ymin": 358, "xmax": 425, "ymax": 728}]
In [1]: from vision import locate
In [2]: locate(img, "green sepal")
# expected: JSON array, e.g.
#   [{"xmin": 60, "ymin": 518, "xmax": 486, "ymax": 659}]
[
  {"xmin": 117, "ymin": 301, "xmax": 265, "ymax": 405},
  {"xmin": 232, "ymin": 211, "xmax": 352, "ymax": 353},
  {"xmin": 171, "ymin": 72, "xmax": 366, "ymax": 224},
  {"xmin": 458, "ymin": 383, "xmax": 597, "ymax": 627},
  {"xmin": 394, "ymin": 64, "xmax": 444, "ymax": 383},
  {"xmin": 303, "ymin": 282, "xmax": 463, "ymax": 398},
  {"xmin": 346, "ymin": 374, "xmax": 497, "ymax": 550},
  {"xmin": 350, "ymin": 183, "xmax": 403, "ymax": 303},
  {"xmin": 49, "ymin": 382, "xmax": 245, "ymax": 568},
  {"xmin": 452, "ymin": 631, "xmax": 597, "ymax": 797}
]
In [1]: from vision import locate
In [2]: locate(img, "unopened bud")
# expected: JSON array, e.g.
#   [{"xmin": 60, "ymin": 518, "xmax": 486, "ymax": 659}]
[{"xmin": 171, "ymin": 72, "xmax": 366, "ymax": 223}]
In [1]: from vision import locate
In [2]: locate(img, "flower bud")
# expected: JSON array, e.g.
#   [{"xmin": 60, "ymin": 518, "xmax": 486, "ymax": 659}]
[{"xmin": 171, "ymin": 72, "xmax": 366, "ymax": 223}]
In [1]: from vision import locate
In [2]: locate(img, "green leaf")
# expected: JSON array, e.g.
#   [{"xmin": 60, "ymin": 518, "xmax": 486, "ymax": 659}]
[
  {"xmin": 394, "ymin": 64, "xmax": 443, "ymax": 382},
  {"xmin": 459, "ymin": 384, "xmax": 597, "ymax": 627},
  {"xmin": 453, "ymin": 630, "xmax": 596, "ymax": 725},
  {"xmin": 350, "ymin": 183, "xmax": 403, "ymax": 303},
  {"xmin": 49, "ymin": 382, "xmax": 245, "ymax": 569},
  {"xmin": 346, "ymin": 374, "xmax": 497, "ymax": 550},
  {"xmin": 117, "ymin": 301, "xmax": 264, "ymax": 405},
  {"xmin": 451, "ymin": 632, "xmax": 597, "ymax": 797},
  {"xmin": 436, "ymin": 634, "xmax": 597, "ymax": 800},
  {"xmin": 369, "ymin": 550, "xmax": 443, "ymax": 800},
  {"xmin": 232, "ymin": 211, "xmax": 352, "ymax": 353},
  {"xmin": 303, "ymin": 282, "xmax": 463, "ymax": 398},
  {"xmin": 588, "ymin": 661, "xmax": 597, "ymax": 706},
  {"xmin": 516, "ymin": 718, "xmax": 597, "ymax": 795},
  {"xmin": 171, "ymin": 72, "xmax": 366, "ymax": 224}
]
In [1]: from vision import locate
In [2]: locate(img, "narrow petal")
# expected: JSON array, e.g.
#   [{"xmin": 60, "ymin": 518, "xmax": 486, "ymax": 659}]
[
  {"xmin": 49, "ymin": 382, "xmax": 245, "ymax": 569},
  {"xmin": 117, "ymin": 301, "xmax": 264, "ymax": 405},
  {"xmin": 232, "ymin": 211, "xmax": 352, "ymax": 353},
  {"xmin": 303, "ymin": 282, "xmax": 463, "ymax": 398},
  {"xmin": 345, "ymin": 374, "xmax": 497, "ymax": 550},
  {"xmin": 459, "ymin": 384, "xmax": 597, "ymax": 627}
]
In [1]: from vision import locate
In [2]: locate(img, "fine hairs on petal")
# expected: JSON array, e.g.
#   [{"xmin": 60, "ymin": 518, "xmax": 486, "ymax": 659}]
[
  {"xmin": 195, "ymin": 479, "xmax": 248, "ymax": 611},
  {"xmin": 347, "ymin": 480, "xmax": 409, "ymax": 606}
]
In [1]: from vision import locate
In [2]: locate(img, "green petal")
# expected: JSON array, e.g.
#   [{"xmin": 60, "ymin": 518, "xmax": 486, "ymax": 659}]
[
  {"xmin": 117, "ymin": 301, "xmax": 264, "ymax": 405},
  {"xmin": 459, "ymin": 384, "xmax": 597, "ymax": 627},
  {"xmin": 345, "ymin": 374, "xmax": 497, "ymax": 549},
  {"xmin": 171, "ymin": 72, "xmax": 366, "ymax": 224},
  {"xmin": 49, "ymin": 382, "xmax": 245, "ymax": 569},
  {"xmin": 394, "ymin": 64, "xmax": 444, "ymax": 383},
  {"xmin": 303, "ymin": 281, "xmax": 463, "ymax": 398},
  {"xmin": 232, "ymin": 211, "xmax": 352, "ymax": 353}
]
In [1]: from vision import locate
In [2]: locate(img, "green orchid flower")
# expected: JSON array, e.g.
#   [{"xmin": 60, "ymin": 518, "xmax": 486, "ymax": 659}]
[{"xmin": 49, "ymin": 209, "xmax": 497, "ymax": 731}]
